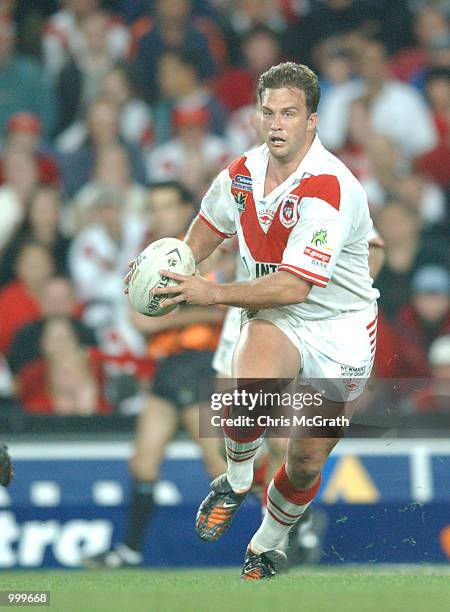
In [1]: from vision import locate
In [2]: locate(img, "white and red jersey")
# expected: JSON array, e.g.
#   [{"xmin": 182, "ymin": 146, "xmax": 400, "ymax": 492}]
[{"xmin": 200, "ymin": 136, "xmax": 379, "ymax": 320}]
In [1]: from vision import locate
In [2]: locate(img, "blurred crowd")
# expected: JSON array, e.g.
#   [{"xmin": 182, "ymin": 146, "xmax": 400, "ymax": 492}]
[{"xmin": 0, "ymin": 0, "xmax": 449, "ymax": 421}]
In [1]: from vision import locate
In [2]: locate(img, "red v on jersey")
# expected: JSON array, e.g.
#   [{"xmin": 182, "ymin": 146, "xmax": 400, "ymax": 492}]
[{"xmin": 228, "ymin": 156, "xmax": 341, "ymax": 264}]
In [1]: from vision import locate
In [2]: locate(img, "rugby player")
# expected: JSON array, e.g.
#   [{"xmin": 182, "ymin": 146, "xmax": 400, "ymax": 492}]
[{"xmin": 127, "ymin": 62, "xmax": 381, "ymax": 579}]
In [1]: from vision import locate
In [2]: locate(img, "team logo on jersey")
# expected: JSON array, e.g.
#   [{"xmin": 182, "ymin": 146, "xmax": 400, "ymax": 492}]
[
  {"xmin": 280, "ymin": 194, "xmax": 299, "ymax": 228},
  {"xmin": 232, "ymin": 174, "xmax": 253, "ymax": 192},
  {"xmin": 312, "ymin": 229, "xmax": 328, "ymax": 246},
  {"xmin": 233, "ymin": 191, "xmax": 248, "ymax": 213},
  {"xmin": 344, "ymin": 379, "xmax": 360, "ymax": 393},
  {"xmin": 258, "ymin": 209, "xmax": 275, "ymax": 226}
]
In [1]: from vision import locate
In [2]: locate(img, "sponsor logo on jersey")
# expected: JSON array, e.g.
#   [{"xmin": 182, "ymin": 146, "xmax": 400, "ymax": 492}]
[
  {"xmin": 304, "ymin": 246, "xmax": 331, "ymax": 263},
  {"xmin": 232, "ymin": 174, "xmax": 253, "ymax": 191},
  {"xmin": 258, "ymin": 208, "xmax": 275, "ymax": 225},
  {"xmin": 233, "ymin": 190, "xmax": 248, "ymax": 213},
  {"xmin": 312, "ymin": 229, "xmax": 328, "ymax": 246},
  {"xmin": 341, "ymin": 365, "xmax": 366, "ymax": 377},
  {"xmin": 280, "ymin": 194, "xmax": 299, "ymax": 228},
  {"xmin": 255, "ymin": 262, "xmax": 279, "ymax": 277}
]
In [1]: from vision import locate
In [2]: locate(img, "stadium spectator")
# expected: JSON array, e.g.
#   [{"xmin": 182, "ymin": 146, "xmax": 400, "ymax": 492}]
[
  {"xmin": 283, "ymin": 0, "xmax": 413, "ymax": 67},
  {"xmin": 414, "ymin": 67, "xmax": 450, "ymax": 189},
  {"xmin": 225, "ymin": 0, "xmax": 287, "ymax": 37},
  {"xmin": 392, "ymin": 173, "xmax": 446, "ymax": 228},
  {"xmin": 388, "ymin": 265, "xmax": 450, "ymax": 379},
  {"xmin": 7, "ymin": 275, "xmax": 96, "ymax": 377},
  {"xmin": 6, "ymin": 0, "xmax": 58, "ymax": 59},
  {"xmin": 0, "ymin": 113, "xmax": 60, "ymax": 186},
  {"xmin": 16, "ymin": 315, "xmax": 109, "ymax": 415},
  {"xmin": 318, "ymin": 40, "xmax": 437, "ymax": 158},
  {"xmin": 0, "ymin": 149, "xmax": 39, "ymax": 252},
  {"xmin": 68, "ymin": 186, "xmax": 147, "ymax": 355},
  {"xmin": 226, "ymin": 103, "xmax": 261, "ymax": 157},
  {"xmin": 100, "ymin": 65, "xmax": 153, "ymax": 147},
  {"xmin": 220, "ymin": 0, "xmax": 287, "ymax": 66},
  {"xmin": 389, "ymin": 5, "xmax": 449, "ymax": 84},
  {"xmin": 128, "ymin": 0, "xmax": 226, "ymax": 102},
  {"xmin": 56, "ymin": 10, "xmax": 121, "ymax": 134},
  {"xmin": 55, "ymin": 98, "xmax": 146, "ymax": 195},
  {"xmin": 0, "ymin": 186, "xmax": 70, "ymax": 288},
  {"xmin": 82, "ymin": 180, "xmax": 226, "ymax": 568},
  {"xmin": 0, "ymin": 353, "xmax": 14, "ymax": 400},
  {"xmin": 406, "ymin": 334, "xmax": 450, "ymax": 413},
  {"xmin": 360, "ymin": 133, "xmax": 446, "ymax": 226},
  {"xmin": 0, "ymin": 16, "xmax": 57, "ymax": 139},
  {"xmin": 71, "ymin": 144, "xmax": 149, "ymax": 230},
  {"xmin": 146, "ymin": 105, "xmax": 231, "ymax": 200},
  {"xmin": 411, "ymin": 31, "xmax": 450, "ymax": 92},
  {"xmin": 154, "ymin": 50, "xmax": 227, "ymax": 145},
  {"xmin": 0, "ymin": 242, "xmax": 54, "ymax": 353},
  {"xmin": 335, "ymin": 97, "xmax": 373, "ymax": 181},
  {"xmin": 314, "ymin": 39, "xmax": 355, "ymax": 110},
  {"xmin": 42, "ymin": 0, "xmax": 129, "ymax": 79},
  {"xmin": 213, "ymin": 26, "xmax": 283, "ymax": 113},
  {"xmin": 375, "ymin": 201, "xmax": 447, "ymax": 320}
]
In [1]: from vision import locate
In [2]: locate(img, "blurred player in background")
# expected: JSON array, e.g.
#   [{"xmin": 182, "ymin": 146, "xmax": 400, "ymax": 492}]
[
  {"xmin": 83, "ymin": 181, "xmax": 227, "ymax": 568},
  {"xmin": 0, "ymin": 443, "xmax": 13, "ymax": 487},
  {"xmin": 149, "ymin": 62, "xmax": 381, "ymax": 580}
]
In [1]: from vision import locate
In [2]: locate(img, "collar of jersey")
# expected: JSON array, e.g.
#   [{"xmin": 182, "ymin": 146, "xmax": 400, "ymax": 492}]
[{"xmin": 244, "ymin": 135, "xmax": 325, "ymax": 203}]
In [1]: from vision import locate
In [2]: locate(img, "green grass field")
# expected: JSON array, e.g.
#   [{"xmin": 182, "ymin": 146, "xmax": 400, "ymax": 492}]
[{"xmin": 0, "ymin": 567, "xmax": 449, "ymax": 612}]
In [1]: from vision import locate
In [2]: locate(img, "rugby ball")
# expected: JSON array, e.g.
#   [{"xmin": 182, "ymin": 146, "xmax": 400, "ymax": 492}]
[{"xmin": 128, "ymin": 237, "xmax": 195, "ymax": 317}]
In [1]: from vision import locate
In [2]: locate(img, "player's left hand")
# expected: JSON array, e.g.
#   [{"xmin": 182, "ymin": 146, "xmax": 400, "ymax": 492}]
[{"xmin": 154, "ymin": 270, "xmax": 219, "ymax": 307}]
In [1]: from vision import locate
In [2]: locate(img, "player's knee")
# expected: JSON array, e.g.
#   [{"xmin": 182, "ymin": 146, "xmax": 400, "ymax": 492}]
[{"xmin": 285, "ymin": 455, "xmax": 322, "ymax": 489}]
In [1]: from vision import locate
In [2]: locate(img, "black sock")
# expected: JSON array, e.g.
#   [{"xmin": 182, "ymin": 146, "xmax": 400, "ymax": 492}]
[{"xmin": 123, "ymin": 480, "xmax": 155, "ymax": 553}]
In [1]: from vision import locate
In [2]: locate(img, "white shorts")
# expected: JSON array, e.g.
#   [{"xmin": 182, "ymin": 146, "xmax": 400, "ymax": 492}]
[
  {"xmin": 214, "ymin": 302, "xmax": 378, "ymax": 402},
  {"xmin": 212, "ymin": 306, "xmax": 241, "ymax": 377}
]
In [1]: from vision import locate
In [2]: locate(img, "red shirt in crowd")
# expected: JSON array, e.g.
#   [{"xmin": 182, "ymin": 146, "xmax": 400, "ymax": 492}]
[{"xmin": 0, "ymin": 280, "xmax": 41, "ymax": 353}]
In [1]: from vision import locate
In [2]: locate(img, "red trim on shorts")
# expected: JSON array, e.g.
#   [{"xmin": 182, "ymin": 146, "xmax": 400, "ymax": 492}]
[
  {"xmin": 274, "ymin": 463, "xmax": 322, "ymax": 505},
  {"xmin": 366, "ymin": 316, "xmax": 378, "ymax": 329},
  {"xmin": 198, "ymin": 213, "xmax": 235, "ymax": 239}
]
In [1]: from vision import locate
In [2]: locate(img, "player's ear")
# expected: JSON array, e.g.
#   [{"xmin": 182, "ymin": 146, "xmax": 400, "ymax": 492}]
[{"xmin": 307, "ymin": 112, "xmax": 318, "ymax": 132}]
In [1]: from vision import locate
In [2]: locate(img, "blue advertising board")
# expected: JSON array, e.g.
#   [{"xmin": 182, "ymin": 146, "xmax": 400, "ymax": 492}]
[{"xmin": 0, "ymin": 440, "xmax": 449, "ymax": 568}]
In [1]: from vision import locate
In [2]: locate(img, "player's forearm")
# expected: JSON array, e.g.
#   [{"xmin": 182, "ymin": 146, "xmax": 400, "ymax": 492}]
[
  {"xmin": 213, "ymin": 272, "xmax": 311, "ymax": 309},
  {"xmin": 184, "ymin": 215, "xmax": 225, "ymax": 264}
]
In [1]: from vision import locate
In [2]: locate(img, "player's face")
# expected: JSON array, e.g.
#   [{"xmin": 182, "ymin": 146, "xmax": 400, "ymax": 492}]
[{"xmin": 259, "ymin": 87, "xmax": 317, "ymax": 163}]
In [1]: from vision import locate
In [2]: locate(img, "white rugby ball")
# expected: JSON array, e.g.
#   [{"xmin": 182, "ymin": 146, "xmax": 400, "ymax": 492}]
[{"xmin": 128, "ymin": 237, "xmax": 195, "ymax": 317}]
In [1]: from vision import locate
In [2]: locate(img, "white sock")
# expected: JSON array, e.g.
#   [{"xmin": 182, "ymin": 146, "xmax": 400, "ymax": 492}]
[
  {"xmin": 225, "ymin": 434, "xmax": 263, "ymax": 493},
  {"xmin": 250, "ymin": 499, "xmax": 312, "ymax": 554},
  {"xmin": 250, "ymin": 465, "xmax": 321, "ymax": 554}
]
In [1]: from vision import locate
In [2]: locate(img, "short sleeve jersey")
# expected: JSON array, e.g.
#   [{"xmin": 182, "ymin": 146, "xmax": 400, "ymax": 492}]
[{"xmin": 200, "ymin": 136, "xmax": 379, "ymax": 320}]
